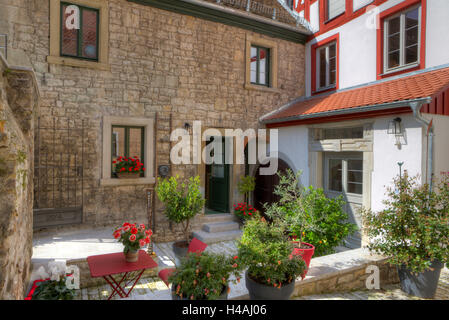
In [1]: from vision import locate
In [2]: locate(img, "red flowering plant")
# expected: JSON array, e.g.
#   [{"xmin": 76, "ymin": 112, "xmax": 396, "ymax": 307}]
[
  {"xmin": 168, "ymin": 252, "xmax": 243, "ymax": 300},
  {"xmin": 233, "ymin": 202, "xmax": 257, "ymax": 221},
  {"xmin": 113, "ymin": 156, "xmax": 146, "ymax": 175},
  {"xmin": 113, "ymin": 222, "xmax": 153, "ymax": 254}
]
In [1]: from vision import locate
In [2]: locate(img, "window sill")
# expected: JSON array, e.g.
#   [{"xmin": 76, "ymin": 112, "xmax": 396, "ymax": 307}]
[
  {"xmin": 381, "ymin": 63, "xmax": 420, "ymax": 77},
  {"xmin": 100, "ymin": 177, "xmax": 156, "ymax": 187},
  {"xmin": 244, "ymin": 83, "xmax": 281, "ymax": 93},
  {"xmin": 47, "ymin": 55, "xmax": 110, "ymax": 71}
]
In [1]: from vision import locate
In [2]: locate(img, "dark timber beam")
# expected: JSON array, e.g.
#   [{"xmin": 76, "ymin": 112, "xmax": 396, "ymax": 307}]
[{"xmin": 127, "ymin": 0, "xmax": 310, "ymax": 44}]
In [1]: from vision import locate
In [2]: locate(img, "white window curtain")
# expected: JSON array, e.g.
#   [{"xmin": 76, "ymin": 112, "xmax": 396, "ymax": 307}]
[{"xmin": 327, "ymin": 0, "xmax": 345, "ymax": 20}]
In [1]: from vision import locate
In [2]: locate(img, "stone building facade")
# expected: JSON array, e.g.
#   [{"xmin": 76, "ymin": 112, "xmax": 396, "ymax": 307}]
[
  {"xmin": 0, "ymin": 0, "xmax": 308, "ymax": 242},
  {"xmin": 0, "ymin": 54, "xmax": 39, "ymax": 299}
]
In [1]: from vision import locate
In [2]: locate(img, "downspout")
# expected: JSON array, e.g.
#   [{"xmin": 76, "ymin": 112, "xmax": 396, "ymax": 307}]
[{"xmin": 409, "ymin": 101, "xmax": 434, "ymax": 191}]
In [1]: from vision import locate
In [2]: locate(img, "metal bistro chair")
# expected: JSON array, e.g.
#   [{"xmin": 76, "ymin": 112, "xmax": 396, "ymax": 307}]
[{"xmin": 158, "ymin": 237, "xmax": 208, "ymax": 287}]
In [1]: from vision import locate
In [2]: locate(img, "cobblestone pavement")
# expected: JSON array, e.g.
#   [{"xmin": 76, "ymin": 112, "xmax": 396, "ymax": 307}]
[{"xmin": 294, "ymin": 268, "xmax": 449, "ymax": 300}]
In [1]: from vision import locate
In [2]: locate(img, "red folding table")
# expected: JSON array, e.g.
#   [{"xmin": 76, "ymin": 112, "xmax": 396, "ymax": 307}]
[{"xmin": 87, "ymin": 250, "xmax": 158, "ymax": 300}]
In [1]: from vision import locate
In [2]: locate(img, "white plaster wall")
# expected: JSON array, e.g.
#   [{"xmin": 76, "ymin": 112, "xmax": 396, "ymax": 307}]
[
  {"xmin": 423, "ymin": 113, "xmax": 449, "ymax": 179},
  {"xmin": 304, "ymin": 0, "xmax": 449, "ymax": 96},
  {"xmin": 277, "ymin": 125, "xmax": 310, "ymax": 185},
  {"xmin": 309, "ymin": 1, "xmax": 320, "ymax": 33},
  {"xmin": 425, "ymin": 0, "xmax": 449, "ymax": 68},
  {"xmin": 371, "ymin": 114, "xmax": 424, "ymax": 212},
  {"xmin": 353, "ymin": 0, "xmax": 375, "ymax": 12}
]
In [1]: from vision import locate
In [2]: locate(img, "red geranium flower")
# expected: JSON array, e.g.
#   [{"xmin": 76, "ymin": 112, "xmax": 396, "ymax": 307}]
[
  {"xmin": 129, "ymin": 234, "xmax": 136, "ymax": 242},
  {"xmin": 131, "ymin": 227, "xmax": 138, "ymax": 234}
]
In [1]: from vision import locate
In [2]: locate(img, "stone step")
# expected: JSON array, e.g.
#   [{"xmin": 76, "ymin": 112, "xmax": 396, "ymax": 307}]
[
  {"xmin": 199, "ymin": 213, "xmax": 238, "ymax": 224},
  {"xmin": 192, "ymin": 229, "xmax": 242, "ymax": 244},
  {"xmin": 202, "ymin": 221, "xmax": 240, "ymax": 233}
]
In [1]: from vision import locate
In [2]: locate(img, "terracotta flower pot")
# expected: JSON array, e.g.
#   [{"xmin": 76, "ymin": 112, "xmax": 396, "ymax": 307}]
[
  {"xmin": 117, "ymin": 171, "xmax": 141, "ymax": 179},
  {"xmin": 124, "ymin": 250, "xmax": 139, "ymax": 262}
]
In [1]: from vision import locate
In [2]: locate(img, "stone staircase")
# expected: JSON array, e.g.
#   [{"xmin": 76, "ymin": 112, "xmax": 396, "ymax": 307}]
[{"xmin": 192, "ymin": 214, "xmax": 242, "ymax": 244}]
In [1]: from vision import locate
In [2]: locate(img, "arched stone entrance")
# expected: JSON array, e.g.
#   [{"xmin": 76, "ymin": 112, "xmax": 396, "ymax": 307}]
[{"xmin": 253, "ymin": 158, "xmax": 291, "ymax": 214}]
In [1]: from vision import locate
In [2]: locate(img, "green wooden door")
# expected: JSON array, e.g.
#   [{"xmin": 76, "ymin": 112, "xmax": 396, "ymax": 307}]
[{"xmin": 206, "ymin": 137, "xmax": 230, "ymax": 213}]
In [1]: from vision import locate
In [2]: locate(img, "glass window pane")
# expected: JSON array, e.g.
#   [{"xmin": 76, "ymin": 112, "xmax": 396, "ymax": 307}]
[
  {"xmin": 61, "ymin": 4, "xmax": 78, "ymax": 56},
  {"xmin": 388, "ymin": 51, "xmax": 400, "ymax": 69},
  {"xmin": 112, "ymin": 127, "xmax": 126, "ymax": 166},
  {"xmin": 388, "ymin": 34, "xmax": 400, "ymax": 52},
  {"xmin": 329, "ymin": 44, "xmax": 336, "ymax": 59},
  {"xmin": 259, "ymin": 48, "xmax": 267, "ymax": 85},
  {"xmin": 129, "ymin": 128, "xmax": 143, "ymax": 160},
  {"xmin": 327, "ymin": 0, "xmax": 345, "ymax": 20},
  {"xmin": 329, "ymin": 159, "xmax": 342, "ymax": 192},
  {"xmin": 330, "ymin": 70, "xmax": 336, "ymax": 86},
  {"xmin": 81, "ymin": 9, "xmax": 98, "ymax": 59},
  {"xmin": 405, "ymin": 8, "xmax": 419, "ymax": 29},
  {"xmin": 405, "ymin": 25, "xmax": 419, "ymax": 47},
  {"xmin": 323, "ymin": 127, "xmax": 363, "ymax": 139},
  {"xmin": 319, "ymin": 48, "xmax": 326, "ymax": 88},
  {"xmin": 348, "ymin": 159, "xmax": 363, "ymax": 171},
  {"xmin": 347, "ymin": 182, "xmax": 363, "ymax": 194},
  {"xmin": 406, "ymin": 44, "xmax": 418, "ymax": 64},
  {"xmin": 388, "ymin": 17, "xmax": 400, "ymax": 35}
]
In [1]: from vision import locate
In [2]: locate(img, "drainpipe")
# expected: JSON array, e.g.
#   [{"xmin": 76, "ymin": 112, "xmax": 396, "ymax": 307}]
[{"xmin": 410, "ymin": 101, "xmax": 434, "ymax": 191}]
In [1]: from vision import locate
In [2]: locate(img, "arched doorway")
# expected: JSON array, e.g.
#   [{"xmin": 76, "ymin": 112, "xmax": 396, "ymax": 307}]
[{"xmin": 253, "ymin": 159, "xmax": 291, "ymax": 214}]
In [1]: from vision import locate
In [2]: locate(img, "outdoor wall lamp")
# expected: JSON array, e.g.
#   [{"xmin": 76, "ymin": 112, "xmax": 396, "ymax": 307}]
[{"xmin": 388, "ymin": 117, "xmax": 403, "ymax": 147}]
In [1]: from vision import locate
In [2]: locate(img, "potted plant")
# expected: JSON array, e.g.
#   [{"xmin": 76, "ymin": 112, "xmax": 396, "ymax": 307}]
[
  {"xmin": 29, "ymin": 277, "xmax": 76, "ymax": 300},
  {"xmin": 113, "ymin": 156, "xmax": 145, "ymax": 178},
  {"xmin": 263, "ymin": 169, "xmax": 319, "ymax": 271},
  {"xmin": 113, "ymin": 222, "xmax": 153, "ymax": 262},
  {"xmin": 237, "ymin": 175, "xmax": 256, "ymax": 203},
  {"xmin": 156, "ymin": 175, "xmax": 205, "ymax": 258},
  {"xmin": 296, "ymin": 186, "xmax": 357, "ymax": 257},
  {"xmin": 233, "ymin": 202, "xmax": 257, "ymax": 224},
  {"xmin": 362, "ymin": 172, "xmax": 449, "ymax": 299},
  {"xmin": 238, "ymin": 216, "xmax": 307, "ymax": 300},
  {"xmin": 168, "ymin": 252, "xmax": 243, "ymax": 300}
]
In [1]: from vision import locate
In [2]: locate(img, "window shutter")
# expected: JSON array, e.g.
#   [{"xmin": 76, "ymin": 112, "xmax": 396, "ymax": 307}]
[{"xmin": 327, "ymin": 0, "xmax": 345, "ymax": 20}]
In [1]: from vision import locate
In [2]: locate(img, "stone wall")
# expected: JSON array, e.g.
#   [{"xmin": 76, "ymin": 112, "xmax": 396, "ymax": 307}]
[
  {"xmin": 1, "ymin": 0, "xmax": 305, "ymax": 241},
  {"xmin": 0, "ymin": 55, "xmax": 39, "ymax": 299}
]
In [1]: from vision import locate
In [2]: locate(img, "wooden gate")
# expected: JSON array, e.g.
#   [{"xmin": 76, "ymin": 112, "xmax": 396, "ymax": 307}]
[{"xmin": 33, "ymin": 117, "xmax": 85, "ymax": 229}]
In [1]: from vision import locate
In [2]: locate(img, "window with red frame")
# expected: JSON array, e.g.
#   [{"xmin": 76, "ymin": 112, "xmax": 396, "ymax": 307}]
[
  {"xmin": 327, "ymin": 0, "xmax": 346, "ymax": 21},
  {"xmin": 383, "ymin": 5, "xmax": 420, "ymax": 73},
  {"xmin": 316, "ymin": 41, "xmax": 337, "ymax": 91}
]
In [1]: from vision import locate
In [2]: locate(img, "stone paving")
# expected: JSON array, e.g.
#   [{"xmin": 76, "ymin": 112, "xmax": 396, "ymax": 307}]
[{"xmin": 294, "ymin": 267, "xmax": 449, "ymax": 300}]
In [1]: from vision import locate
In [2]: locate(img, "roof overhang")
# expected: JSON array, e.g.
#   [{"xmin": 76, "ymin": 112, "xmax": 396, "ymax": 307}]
[
  {"xmin": 261, "ymin": 97, "xmax": 432, "ymax": 126},
  {"xmin": 127, "ymin": 0, "xmax": 311, "ymax": 44}
]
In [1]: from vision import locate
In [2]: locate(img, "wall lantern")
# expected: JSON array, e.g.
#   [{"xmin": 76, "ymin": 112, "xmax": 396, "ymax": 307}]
[{"xmin": 388, "ymin": 117, "xmax": 403, "ymax": 147}]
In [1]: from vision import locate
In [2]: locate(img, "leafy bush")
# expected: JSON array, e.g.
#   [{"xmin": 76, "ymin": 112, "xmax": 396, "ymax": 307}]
[
  {"xmin": 362, "ymin": 172, "xmax": 449, "ymax": 273},
  {"xmin": 238, "ymin": 216, "xmax": 306, "ymax": 287},
  {"xmin": 32, "ymin": 278, "xmax": 75, "ymax": 300},
  {"xmin": 264, "ymin": 169, "xmax": 357, "ymax": 256},
  {"xmin": 300, "ymin": 187, "xmax": 358, "ymax": 257},
  {"xmin": 237, "ymin": 175, "xmax": 256, "ymax": 203},
  {"xmin": 168, "ymin": 252, "xmax": 243, "ymax": 300},
  {"xmin": 156, "ymin": 175, "xmax": 205, "ymax": 243}
]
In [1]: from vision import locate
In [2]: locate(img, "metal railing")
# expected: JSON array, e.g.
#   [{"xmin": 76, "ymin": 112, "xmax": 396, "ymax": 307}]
[{"xmin": 0, "ymin": 34, "xmax": 7, "ymax": 59}]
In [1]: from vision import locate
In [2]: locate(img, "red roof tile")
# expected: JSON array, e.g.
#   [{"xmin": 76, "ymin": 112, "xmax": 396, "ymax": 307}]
[{"xmin": 262, "ymin": 66, "xmax": 449, "ymax": 123}]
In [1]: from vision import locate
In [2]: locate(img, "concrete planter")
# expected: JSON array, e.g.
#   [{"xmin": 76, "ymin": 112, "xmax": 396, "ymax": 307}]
[
  {"xmin": 397, "ymin": 260, "xmax": 444, "ymax": 299},
  {"xmin": 245, "ymin": 271, "xmax": 295, "ymax": 300}
]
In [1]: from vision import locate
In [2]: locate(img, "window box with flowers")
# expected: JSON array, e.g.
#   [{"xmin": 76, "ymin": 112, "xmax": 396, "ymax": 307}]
[
  {"xmin": 113, "ymin": 222, "xmax": 153, "ymax": 262},
  {"xmin": 113, "ymin": 156, "xmax": 146, "ymax": 179}
]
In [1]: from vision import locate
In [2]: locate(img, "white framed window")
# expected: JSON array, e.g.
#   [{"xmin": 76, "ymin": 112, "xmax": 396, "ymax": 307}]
[
  {"xmin": 316, "ymin": 42, "xmax": 337, "ymax": 91},
  {"xmin": 383, "ymin": 5, "xmax": 421, "ymax": 73},
  {"xmin": 327, "ymin": 0, "xmax": 346, "ymax": 21}
]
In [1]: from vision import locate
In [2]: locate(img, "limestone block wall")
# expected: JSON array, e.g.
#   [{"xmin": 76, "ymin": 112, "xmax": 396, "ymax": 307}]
[
  {"xmin": 1, "ymin": 0, "xmax": 305, "ymax": 241},
  {"xmin": 0, "ymin": 55, "xmax": 39, "ymax": 299}
]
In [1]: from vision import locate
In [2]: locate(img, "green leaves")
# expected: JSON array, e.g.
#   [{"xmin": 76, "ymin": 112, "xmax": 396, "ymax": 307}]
[
  {"xmin": 168, "ymin": 252, "xmax": 243, "ymax": 300},
  {"xmin": 156, "ymin": 175, "xmax": 205, "ymax": 243},
  {"xmin": 362, "ymin": 172, "xmax": 449, "ymax": 273},
  {"xmin": 237, "ymin": 217, "xmax": 306, "ymax": 286},
  {"xmin": 32, "ymin": 278, "xmax": 75, "ymax": 300}
]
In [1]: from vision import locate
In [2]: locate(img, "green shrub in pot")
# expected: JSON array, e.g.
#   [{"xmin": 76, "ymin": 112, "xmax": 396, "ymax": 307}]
[
  {"xmin": 362, "ymin": 172, "xmax": 449, "ymax": 298},
  {"xmin": 168, "ymin": 252, "xmax": 243, "ymax": 300}
]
